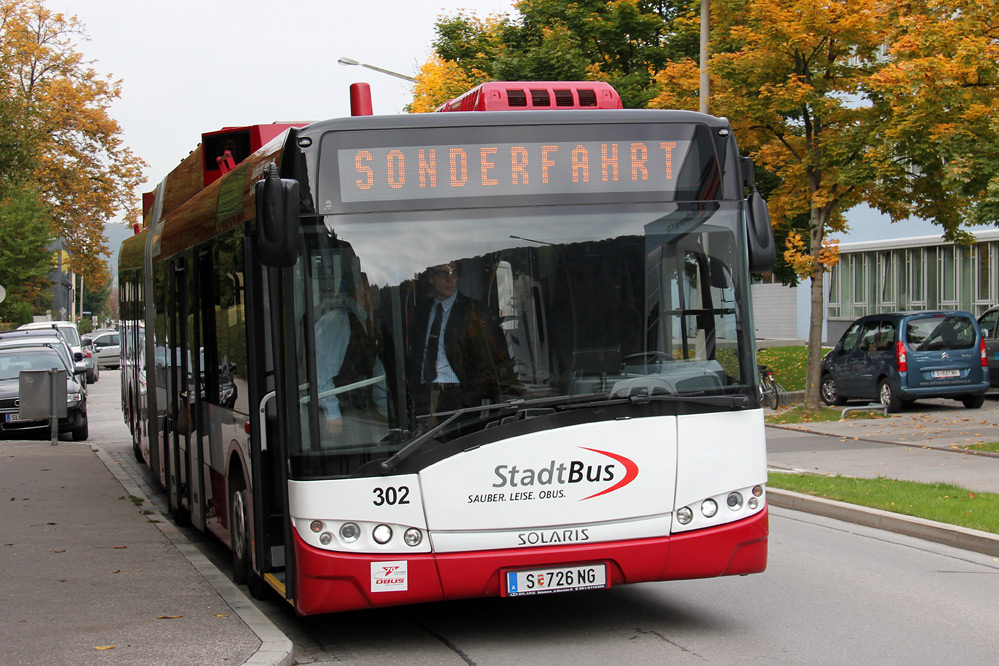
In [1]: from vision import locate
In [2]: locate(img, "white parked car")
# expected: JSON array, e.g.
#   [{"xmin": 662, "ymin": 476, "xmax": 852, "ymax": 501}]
[{"xmin": 87, "ymin": 329, "xmax": 121, "ymax": 369}]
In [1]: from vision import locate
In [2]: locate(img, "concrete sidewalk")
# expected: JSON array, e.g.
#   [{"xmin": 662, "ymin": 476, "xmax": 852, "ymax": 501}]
[{"xmin": 0, "ymin": 438, "xmax": 288, "ymax": 666}]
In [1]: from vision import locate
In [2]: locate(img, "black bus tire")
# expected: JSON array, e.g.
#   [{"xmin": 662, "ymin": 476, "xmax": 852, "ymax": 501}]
[{"xmin": 231, "ymin": 487, "xmax": 251, "ymax": 585}]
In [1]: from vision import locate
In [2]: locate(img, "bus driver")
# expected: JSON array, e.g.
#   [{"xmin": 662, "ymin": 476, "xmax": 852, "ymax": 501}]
[{"xmin": 409, "ymin": 261, "xmax": 515, "ymax": 423}]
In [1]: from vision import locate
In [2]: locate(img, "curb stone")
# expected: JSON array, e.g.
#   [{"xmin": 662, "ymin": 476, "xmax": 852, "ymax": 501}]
[
  {"xmin": 768, "ymin": 487, "xmax": 999, "ymax": 558},
  {"xmin": 92, "ymin": 445, "xmax": 293, "ymax": 666}
]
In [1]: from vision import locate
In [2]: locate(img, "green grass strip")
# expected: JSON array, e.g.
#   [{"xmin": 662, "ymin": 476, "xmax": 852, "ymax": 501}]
[{"xmin": 769, "ymin": 472, "xmax": 999, "ymax": 534}]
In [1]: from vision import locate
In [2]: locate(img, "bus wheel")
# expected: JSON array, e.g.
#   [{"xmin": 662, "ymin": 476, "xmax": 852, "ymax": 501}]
[
  {"xmin": 230, "ymin": 488, "xmax": 251, "ymax": 584},
  {"xmin": 230, "ymin": 487, "xmax": 270, "ymax": 598},
  {"xmin": 129, "ymin": 395, "xmax": 143, "ymax": 463}
]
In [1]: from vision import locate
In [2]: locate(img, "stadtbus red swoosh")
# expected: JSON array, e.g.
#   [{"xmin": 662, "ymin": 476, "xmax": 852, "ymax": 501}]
[{"xmin": 578, "ymin": 447, "xmax": 639, "ymax": 500}]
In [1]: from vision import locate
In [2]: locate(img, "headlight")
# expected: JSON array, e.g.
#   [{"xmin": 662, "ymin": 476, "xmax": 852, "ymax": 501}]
[
  {"xmin": 67, "ymin": 392, "xmax": 82, "ymax": 404},
  {"xmin": 372, "ymin": 524, "xmax": 393, "ymax": 544},
  {"xmin": 404, "ymin": 528, "xmax": 422, "ymax": 547},
  {"xmin": 676, "ymin": 506, "xmax": 694, "ymax": 525},
  {"xmin": 339, "ymin": 522, "xmax": 360, "ymax": 543},
  {"xmin": 701, "ymin": 498, "xmax": 718, "ymax": 518}
]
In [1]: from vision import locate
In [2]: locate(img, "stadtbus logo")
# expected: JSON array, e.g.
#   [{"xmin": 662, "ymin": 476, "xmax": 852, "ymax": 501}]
[{"xmin": 491, "ymin": 447, "xmax": 639, "ymax": 500}]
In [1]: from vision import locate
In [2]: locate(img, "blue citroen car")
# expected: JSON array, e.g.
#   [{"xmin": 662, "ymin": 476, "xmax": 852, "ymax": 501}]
[{"xmin": 820, "ymin": 310, "xmax": 989, "ymax": 412}]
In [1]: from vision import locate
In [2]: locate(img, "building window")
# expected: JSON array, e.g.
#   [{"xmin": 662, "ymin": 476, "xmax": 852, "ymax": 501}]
[
  {"xmin": 939, "ymin": 246, "xmax": 958, "ymax": 305},
  {"xmin": 877, "ymin": 251, "xmax": 896, "ymax": 311},
  {"xmin": 852, "ymin": 254, "xmax": 868, "ymax": 308},
  {"xmin": 827, "ymin": 263, "xmax": 840, "ymax": 318},
  {"xmin": 972, "ymin": 243, "xmax": 993, "ymax": 313},
  {"xmin": 907, "ymin": 248, "xmax": 926, "ymax": 307}
]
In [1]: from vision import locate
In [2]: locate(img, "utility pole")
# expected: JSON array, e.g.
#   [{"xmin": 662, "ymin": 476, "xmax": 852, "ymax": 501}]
[{"xmin": 700, "ymin": 0, "xmax": 710, "ymax": 114}]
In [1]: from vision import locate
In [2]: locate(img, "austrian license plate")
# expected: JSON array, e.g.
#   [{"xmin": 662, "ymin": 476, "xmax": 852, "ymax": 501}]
[
  {"xmin": 503, "ymin": 563, "xmax": 608, "ymax": 597},
  {"xmin": 4, "ymin": 413, "xmax": 23, "ymax": 423},
  {"xmin": 931, "ymin": 369, "xmax": 961, "ymax": 379}
]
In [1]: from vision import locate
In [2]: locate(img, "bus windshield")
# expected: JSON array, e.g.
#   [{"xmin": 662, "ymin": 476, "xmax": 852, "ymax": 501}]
[{"xmin": 290, "ymin": 199, "xmax": 754, "ymax": 474}]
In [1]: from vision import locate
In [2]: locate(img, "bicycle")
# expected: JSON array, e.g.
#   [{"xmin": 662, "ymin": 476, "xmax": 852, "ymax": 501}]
[
  {"xmin": 759, "ymin": 365, "xmax": 779, "ymax": 409},
  {"xmin": 757, "ymin": 353, "xmax": 780, "ymax": 410}
]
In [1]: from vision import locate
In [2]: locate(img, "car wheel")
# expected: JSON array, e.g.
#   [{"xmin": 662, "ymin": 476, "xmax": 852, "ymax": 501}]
[
  {"xmin": 820, "ymin": 375, "xmax": 845, "ymax": 406},
  {"xmin": 71, "ymin": 412, "xmax": 89, "ymax": 441},
  {"xmin": 961, "ymin": 393, "xmax": 986, "ymax": 409},
  {"xmin": 878, "ymin": 379, "xmax": 902, "ymax": 413}
]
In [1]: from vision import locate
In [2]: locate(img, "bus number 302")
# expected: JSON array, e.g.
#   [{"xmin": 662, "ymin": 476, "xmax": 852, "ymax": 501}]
[{"xmin": 372, "ymin": 486, "xmax": 411, "ymax": 506}]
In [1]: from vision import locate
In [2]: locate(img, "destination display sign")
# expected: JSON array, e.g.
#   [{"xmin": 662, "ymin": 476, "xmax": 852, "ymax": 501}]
[{"xmin": 334, "ymin": 137, "xmax": 696, "ymax": 204}]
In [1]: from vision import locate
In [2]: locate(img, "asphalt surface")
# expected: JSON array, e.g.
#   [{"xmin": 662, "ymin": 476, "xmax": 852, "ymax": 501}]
[{"xmin": 2, "ymin": 372, "xmax": 997, "ymax": 664}]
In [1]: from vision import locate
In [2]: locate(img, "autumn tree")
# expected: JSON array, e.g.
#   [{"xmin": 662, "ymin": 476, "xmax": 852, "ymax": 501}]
[
  {"xmin": 652, "ymin": 0, "xmax": 999, "ymax": 408},
  {"xmin": 868, "ymin": 0, "xmax": 999, "ymax": 233},
  {"xmin": 409, "ymin": 53, "xmax": 483, "ymax": 113},
  {"xmin": 651, "ymin": 1, "xmax": 888, "ymax": 408},
  {"xmin": 0, "ymin": 0, "xmax": 145, "ymax": 291}
]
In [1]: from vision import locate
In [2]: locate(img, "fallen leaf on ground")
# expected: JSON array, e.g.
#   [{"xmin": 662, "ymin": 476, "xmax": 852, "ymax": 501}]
[{"xmin": 93, "ymin": 646, "xmax": 114, "ymax": 651}]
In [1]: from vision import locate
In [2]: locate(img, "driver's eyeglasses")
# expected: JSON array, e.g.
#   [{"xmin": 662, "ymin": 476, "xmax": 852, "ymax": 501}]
[{"xmin": 431, "ymin": 267, "xmax": 458, "ymax": 278}]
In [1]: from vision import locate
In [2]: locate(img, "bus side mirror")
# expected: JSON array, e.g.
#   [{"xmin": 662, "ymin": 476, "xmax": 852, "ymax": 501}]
[
  {"xmin": 254, "ymin": 164, "xmax": 300, "ymax": 267},
  {"xmin": 742, "ymin": 157, "xmax": 775, "ymax": 273}
]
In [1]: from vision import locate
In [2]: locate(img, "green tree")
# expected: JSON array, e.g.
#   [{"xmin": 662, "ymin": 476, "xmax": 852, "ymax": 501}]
[
  {"xmin": 81, "ymin": 265, "xmax": 112, "ymax": 327},
  {"xmin": 0, "ymin": 182, "xmax": 55, "ymax": 322},
  {"xmin": 423, "ymin": 0, "xmax": 699, "ymax": 110}
]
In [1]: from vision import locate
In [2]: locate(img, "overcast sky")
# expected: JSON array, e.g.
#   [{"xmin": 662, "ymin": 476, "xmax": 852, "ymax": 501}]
[
  {"xmin": 58, "ymin": 0, "xmax": 943, "ymax": 246},
  {"xmin": 56, "ymin": 0, "xmax": 514, "ymax": 201}
]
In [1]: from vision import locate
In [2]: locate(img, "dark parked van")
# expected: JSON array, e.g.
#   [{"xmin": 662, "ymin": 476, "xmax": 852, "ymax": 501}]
[{"xmin": 821, "ymin": 311, "xmax": 988, "ymax": 412}]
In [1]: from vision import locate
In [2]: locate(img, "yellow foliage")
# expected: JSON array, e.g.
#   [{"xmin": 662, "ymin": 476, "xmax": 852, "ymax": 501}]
[
  {"xmin": 408, "ymin": 54, "xmax": 478, "ymax": 113},
  {"xmin": 784, "ymin": 231, "xmax": 840, "ymax": 280}
]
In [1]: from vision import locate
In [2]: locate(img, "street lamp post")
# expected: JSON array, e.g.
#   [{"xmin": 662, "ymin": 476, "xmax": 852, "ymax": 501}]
[{"xmin": 337, "ymin": 57, "xmax": 416, "ymax": 83}]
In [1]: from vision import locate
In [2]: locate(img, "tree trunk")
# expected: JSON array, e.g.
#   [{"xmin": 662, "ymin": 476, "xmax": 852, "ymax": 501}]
[{"xmin": 804, "ymin": 208, "xmax": 828, "ymax": 409}]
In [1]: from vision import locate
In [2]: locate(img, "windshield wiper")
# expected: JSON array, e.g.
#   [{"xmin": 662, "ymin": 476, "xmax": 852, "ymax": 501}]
[
  {"xmin": 378, "ymin": 393, "xmax": 609, "ymax": 474},
  {"xmin": 566, "ymin": 392, "xmax": 751, "ymax": 410}
]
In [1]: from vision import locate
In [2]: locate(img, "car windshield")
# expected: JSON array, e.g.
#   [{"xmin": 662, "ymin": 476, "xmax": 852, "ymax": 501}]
[
  {"xmin": 0, "ymin": 349, "xmax": 66, "ymax": 381},
  {"xmin": 906, "ymin": 315, "xmax": 976, "ymax": 351},
  {"xmin": 56, "ymin": 325, "xmax": 81, "ymax": 347}
]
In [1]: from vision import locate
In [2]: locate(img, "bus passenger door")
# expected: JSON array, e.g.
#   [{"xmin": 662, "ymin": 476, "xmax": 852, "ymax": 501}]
[
  {"xmin": 245, "ymin": 240, "xmax": 297, "ymax": 603},
  {"xmin": 167, "ymin": 258, "xmax": 193, "ymax": 524}
]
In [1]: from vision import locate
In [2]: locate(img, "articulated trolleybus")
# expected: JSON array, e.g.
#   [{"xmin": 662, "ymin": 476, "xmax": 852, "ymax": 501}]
[{"xmin": 119, "ymin": 81, "xmax": 775, "ymax": 615}]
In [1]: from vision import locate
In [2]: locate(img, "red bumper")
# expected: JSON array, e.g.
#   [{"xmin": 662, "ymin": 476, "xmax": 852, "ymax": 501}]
[{"xmin": 293, "ymin": 506, "xmax": 768, "ymax": 615}]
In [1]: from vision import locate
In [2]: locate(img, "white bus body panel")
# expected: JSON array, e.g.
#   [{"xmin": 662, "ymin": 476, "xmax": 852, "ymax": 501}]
[{"xmin": 674, "ymin": 409, "xmax": 767, "ymax": 509}]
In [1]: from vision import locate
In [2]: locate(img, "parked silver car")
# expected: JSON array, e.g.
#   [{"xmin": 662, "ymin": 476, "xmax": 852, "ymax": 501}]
[
  {"xmin": 18, "ymin": 321, "xmax": 99, "ymax": 384},
  {"xmin": 86, "ymin": 329, "xmax": 121, "ymax": 369}
]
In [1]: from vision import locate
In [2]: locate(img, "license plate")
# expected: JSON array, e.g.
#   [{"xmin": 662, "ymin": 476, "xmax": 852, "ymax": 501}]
[
  {"xmin": 503, "ymin": 563, "xmax": 608, "ymax": 597},
  {"xmin": 4, "ymin": 413, "xmax": 43, "ymax": 424},
  {"xmin": 931, "ymin": 369, "xmax": 961, "ymax": 379}
]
